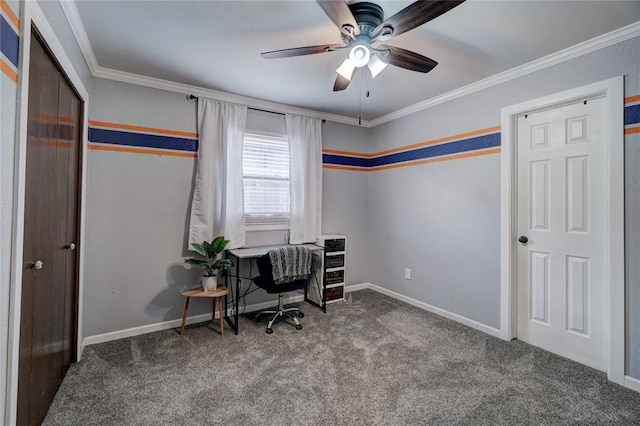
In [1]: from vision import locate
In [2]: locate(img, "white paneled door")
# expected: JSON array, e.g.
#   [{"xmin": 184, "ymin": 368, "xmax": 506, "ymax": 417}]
[{"xmin": 516, "ymin": 97, "xmax": 607, "ymax": 371}]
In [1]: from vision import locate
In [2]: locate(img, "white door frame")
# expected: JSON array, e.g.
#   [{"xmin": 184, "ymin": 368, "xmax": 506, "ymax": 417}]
[
  {"xmin": 5, "ymin": 2, "xmax": 90, "ymax": 424},
  {"xmin": 499, "ymin": 76, "xmax": 625, "ymax": 385}
]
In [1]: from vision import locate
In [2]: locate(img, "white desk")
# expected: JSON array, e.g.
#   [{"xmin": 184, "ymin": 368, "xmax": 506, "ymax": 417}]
[
  {"xmin": 224, "ymin": 244, "xmax": 324, "ymax": 334},
  {"xmin": 228, "ymin": 243, "xmax": 322, "ymax": 259}
]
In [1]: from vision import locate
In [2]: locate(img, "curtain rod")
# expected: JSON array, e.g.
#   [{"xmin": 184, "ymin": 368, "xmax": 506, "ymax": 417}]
[
  {"xmin": 188, "ymin": 94, "xmax": 326, "ymax": 123},
  {"xmin": 188, "ymin": 94, "xmax": 284, "ymax": 116}
]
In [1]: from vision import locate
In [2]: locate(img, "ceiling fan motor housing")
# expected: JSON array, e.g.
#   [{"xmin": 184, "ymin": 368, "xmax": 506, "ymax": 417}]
[{"xmin": 348, "ymin": 2, "xmax": 385, "ymax": 34}]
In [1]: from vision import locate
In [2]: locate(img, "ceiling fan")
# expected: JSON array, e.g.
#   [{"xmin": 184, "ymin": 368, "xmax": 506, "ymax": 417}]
[{"xmin": 261, "ymin": 0, "xmax": 466, "ymax": 91}]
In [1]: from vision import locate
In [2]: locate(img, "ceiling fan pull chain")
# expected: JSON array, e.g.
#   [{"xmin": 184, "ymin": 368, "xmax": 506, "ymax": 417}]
[{"xmin": 358, "ymin": 69, "xmax": 363, "ymax": 125}]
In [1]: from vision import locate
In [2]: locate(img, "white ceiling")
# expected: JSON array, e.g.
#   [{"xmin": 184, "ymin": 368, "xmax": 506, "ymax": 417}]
[{"xmin": 73, "ymin": 0, "xmax": 640, "ymax": 121}]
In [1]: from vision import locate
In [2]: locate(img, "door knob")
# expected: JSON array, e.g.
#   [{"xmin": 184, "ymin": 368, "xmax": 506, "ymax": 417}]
[
  {"xmin": 31, "ymin": 260, "xmax": 43, "ymax": 270},
  {"xmin": 65, "ymin": 243, "xmax": 76, "ymax": 251},
  {"xmin": 518, "ymin": 236, "xmax": 528, "ymax": 244}
]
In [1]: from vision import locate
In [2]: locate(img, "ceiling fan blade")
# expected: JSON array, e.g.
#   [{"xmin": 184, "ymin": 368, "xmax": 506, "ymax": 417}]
[
  {"xmin": 317, "ymin": 0, "xmax": 359, "ymax": 38},
  {"xmin": 376, "ymin": 45, "xmax": 438, "ymax": 73},
  {"xmin": 262, "ymin": 44, "xmax": 345, "ymax": 59},
  {"xmin": 372, "ymin": 0, "xmax": 465, "ymax": 41},
  {"xmin": 333, "ymin": 68, "xmax": 357, "ymax": 92}
]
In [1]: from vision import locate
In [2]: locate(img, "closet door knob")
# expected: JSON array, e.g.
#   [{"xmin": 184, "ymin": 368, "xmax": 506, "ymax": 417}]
[
  {"xmin": 32, "ymin": 260, "xmax": 44, "ymax": 270},
  {"xmin": 518, "ymin": 236, "xmax": 528, "ymax": 244},
  {"xmin": 65, "ymin": 243, "xmax": 76, "ymax": 251}
]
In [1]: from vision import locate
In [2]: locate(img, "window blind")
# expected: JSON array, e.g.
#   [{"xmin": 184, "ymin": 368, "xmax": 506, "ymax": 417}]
[{"xmin": 242, "ymin": 132, "xmax": 290, "ymax": 225}]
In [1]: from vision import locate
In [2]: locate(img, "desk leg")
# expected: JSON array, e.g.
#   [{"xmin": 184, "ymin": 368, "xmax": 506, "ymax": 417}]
[
  {"xmin": 180, "ymin": 296, "xmax": 190, "ymax": 336},
  {"xmin": 234, "ymin": 257, "xmax": 240, "ymax": 335},
  {"xmin": 224, "ymin": 252, "xmax": 240, "ymax": 335},
  {"xmin": 224, "ymin": 259, "xmax": 229, "ymax": 321}
]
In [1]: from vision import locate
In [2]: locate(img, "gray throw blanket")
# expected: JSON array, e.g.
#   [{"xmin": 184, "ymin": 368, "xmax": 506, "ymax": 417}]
[{"xmin": 268, "ymin": 246, "xmax": 312, "ymax": 285}]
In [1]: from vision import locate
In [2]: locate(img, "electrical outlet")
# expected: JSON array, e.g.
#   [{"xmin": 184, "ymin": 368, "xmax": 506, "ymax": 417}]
[{"xmin": 404, "ymin": 268, "xmax": 411, "ymax": 280}]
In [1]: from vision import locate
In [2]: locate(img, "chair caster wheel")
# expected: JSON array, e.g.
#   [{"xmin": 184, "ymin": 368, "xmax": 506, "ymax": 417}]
[
  {"xmin": 298, "ymin": 312, "xmax": 305, "ymax": 318},
  {"xmin": 295, "ymin": 324, "xmax": 302, "ymax": 330},
  {"xmin": 266, "ymin": 328, "xmax": 273, "ymax": 334}
]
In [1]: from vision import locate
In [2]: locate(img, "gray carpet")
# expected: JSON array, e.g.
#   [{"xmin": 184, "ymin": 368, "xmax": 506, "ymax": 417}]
[{"xmin": 44, "ymin": 289, "xmax": 640, "ymax": 425}]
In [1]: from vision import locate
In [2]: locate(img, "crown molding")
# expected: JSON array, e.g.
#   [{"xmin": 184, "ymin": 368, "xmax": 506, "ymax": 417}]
[
  {"xmin": 60, "ymin": 0, "xmax": 639, "ymax": 128},
  {"xmin": 92, "ymin": 66, "xmax": 365, "ymax": 126},
  {"xmin": 58, "ymin": 0, "xmax": 366, "ymax": 127},
  {"xmin": 59, "ymin": 0, "xmax": 99, "ymax": 74},
  {"xmin": 369, "ymin": 20, "xmax": 640, "ymax": 127}
]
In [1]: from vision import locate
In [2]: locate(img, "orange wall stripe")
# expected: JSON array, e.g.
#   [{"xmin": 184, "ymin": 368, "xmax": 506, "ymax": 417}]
[
  {"xmin": 323, "ymin": 148, "xmax": 502, "ymax": 172},
  {"xmin": 89, "ymin": 144, "xmax": 197, "ymax": 158},
  {"xmin": 323, "ymin": 164, "xmax": 370, "ymax": 172},
  {"xmin": 1, "ymin": 59, "xmax": 18, "ymax": 83},
  {"xmin": 372, "ymin": 125, "xmax": 501, "ymax": 158},
  {"xmin": 625, "ymin": 95, "xmax": 640, "ymax": 104},
  {"xmin": 323, "ymin": 149, "xmax": 373, "ymax": 158},
  {"xmin": 89, "ymin": 120, "xmax": 198, "ymax": 139},
  {"xmin": 1, "ymin": 0, "xmax": 20, "ymax": 30},
  {"xmin": 370, "ymin": 147, "xmax": 502, "ymax": 172},
  {"xmin": 625, "ymin": 126, "xmax": 640, "ymax": 135},
  {"xmin": 323, "ymin": 126, "xmax": 502, "ymax": 160}
]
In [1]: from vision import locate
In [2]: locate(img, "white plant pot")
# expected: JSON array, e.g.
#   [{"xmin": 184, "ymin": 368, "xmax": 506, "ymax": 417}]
[{"xmin": 202, "ymin": 275, "xmax": 217, "ymax": 292}]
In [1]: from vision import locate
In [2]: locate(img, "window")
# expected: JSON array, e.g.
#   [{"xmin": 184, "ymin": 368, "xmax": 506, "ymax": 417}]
[{"xmin": 242, "ymin": 132, "xmax": 290, "ymax": 226}]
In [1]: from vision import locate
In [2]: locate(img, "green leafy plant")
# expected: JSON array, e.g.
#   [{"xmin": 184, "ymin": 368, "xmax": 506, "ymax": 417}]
[{"xmin": 184, "ymin": 236, "xmax": 234, "ymax": 277}]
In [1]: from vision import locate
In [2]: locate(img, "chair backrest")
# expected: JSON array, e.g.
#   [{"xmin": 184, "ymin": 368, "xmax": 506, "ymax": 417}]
[
  {"xmin": 256, "ymin": 253, "xmax": 273, "ymax": 285},
  {"xmin": 254, "ymin": 253, "xmax": 307, "ymax": 293}
]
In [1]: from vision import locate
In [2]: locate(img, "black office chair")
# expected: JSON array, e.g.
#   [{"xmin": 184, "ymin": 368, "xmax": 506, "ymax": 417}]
[{"xmin": 252, "ymin": 253, "xmax": 308, "ymax": 334}]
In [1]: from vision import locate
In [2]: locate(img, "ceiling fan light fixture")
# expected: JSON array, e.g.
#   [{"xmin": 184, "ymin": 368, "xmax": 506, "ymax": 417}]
[
  {"xmin": 349, "ymin": 44, "xmax": 370, "ymax": 67},
  {"xmin": 336, "ymin": 58, "xmax": 356, "ymax": 81},
  {"xmin": 367, "ymin": 55, "xmax": 387, "ymax": 78}
]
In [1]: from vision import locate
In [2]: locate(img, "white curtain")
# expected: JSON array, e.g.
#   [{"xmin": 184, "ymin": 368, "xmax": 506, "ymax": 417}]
[
  {"xmin": 286, "ymin": 114, "xmax": 323, "ymax": 244},
  {"xmin": 188, "ymin": 98, "xmax": 247, "ymax": 249}
]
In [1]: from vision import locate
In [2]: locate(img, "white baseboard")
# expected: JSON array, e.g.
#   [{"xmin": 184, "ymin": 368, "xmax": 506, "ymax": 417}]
[
  {"xmin": 82, "ymin": 293, "xmax": 305, "ymax": 347},
  {"xmin": 81, "ymin": 282, "xmax": 639, "ymax": 394},
  {"xmin": 83, "ymin": 313, "xmax": 213, "ymax": 346},
  {"xmin": 361, "ymin": 282, "xmax": 503, "ymax": 339},
  {"xmin": 83, "ymin": 282, "xmax": 497, "ymax": 348},
  {"xmin": 624, "ymin": 375, "xmax": 640, "ymax": 393},
  {"xmin": 344, "ymin": 282, "xmax": 371, "ymax": 292}
]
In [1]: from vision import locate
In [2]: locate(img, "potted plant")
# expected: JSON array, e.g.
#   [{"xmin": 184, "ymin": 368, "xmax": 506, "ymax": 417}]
[{"xmin": 184, "ymin": 236, "xmax": 234, "ymax": 291}]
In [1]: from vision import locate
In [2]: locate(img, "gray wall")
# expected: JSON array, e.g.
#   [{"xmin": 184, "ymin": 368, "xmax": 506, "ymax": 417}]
[
  {"xmin": 84, "ymin": 78, "xmax": 369, "ymax": 337},
  {"xmin": 322, "ymin": 122, "xmax": 370, "ymax": 286},
  {"xmin": 627, "ymin": 122, "xmax": 640, "ymax": 378},
  {"xmin": 85, "ymin": 79, "xmax": 201, "ymax": 337},
  {"xmin": 367, "ymin": 36, "xmax": 640, "ymax": 377}
]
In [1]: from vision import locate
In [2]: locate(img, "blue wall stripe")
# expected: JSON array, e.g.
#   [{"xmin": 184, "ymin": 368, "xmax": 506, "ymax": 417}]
[
  {"xmin": 89, "ymin": 104, "xmax": 637, "ymax": 167},
  {"xmin": 625, "ymin": 104, "xmax": 640, "ymax": 126},
  {"xmin": 89, "ymin": 128, "xmax": 198, "ymax": 152},
  {"xmin": 370, "ymin": 133, "xmax": 501, "ymax": 167},
  {"xmin": 323, "ymin": 154, "xmax": 370, "ymax": 168},
  {"xmin": 323, "ymin": 133, "xmax": 501, "ymax": 168},
  {"xmin": 1, "ymin": 15, "xmax": 19, "ymax": 67}
]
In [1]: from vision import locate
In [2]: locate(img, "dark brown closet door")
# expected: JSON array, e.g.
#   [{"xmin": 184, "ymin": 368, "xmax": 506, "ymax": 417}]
[
  {"xmin": 18, "ymin": 30, "xmax": 82, "ymax": 426},
  {"xmin": 59, "ymin": 73, "xmax": 81, "ymax": 375}
]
